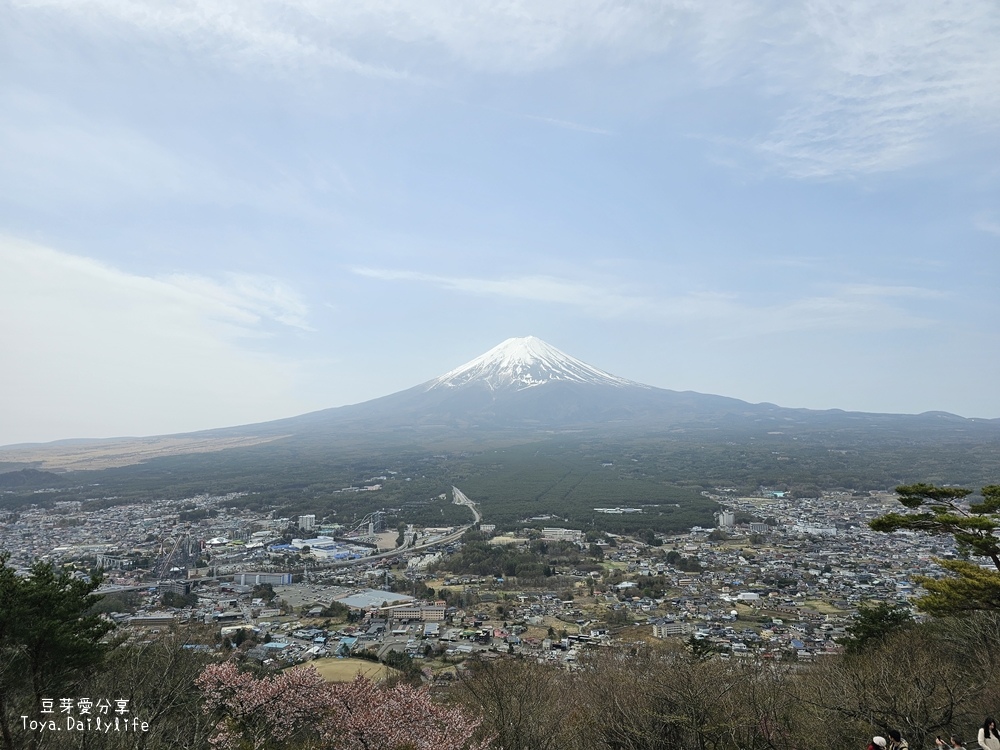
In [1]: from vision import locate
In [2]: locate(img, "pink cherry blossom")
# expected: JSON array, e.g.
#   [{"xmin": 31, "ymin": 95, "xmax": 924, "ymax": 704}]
[{"xmin": 196, "ymin": 662, "xmax": 490, "ymax": 750}]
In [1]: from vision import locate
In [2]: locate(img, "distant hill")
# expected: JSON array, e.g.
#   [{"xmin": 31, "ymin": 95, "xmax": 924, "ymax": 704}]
[{"xmin": 0, "ymin": 468, "xmax": 62, "ymax": 488}]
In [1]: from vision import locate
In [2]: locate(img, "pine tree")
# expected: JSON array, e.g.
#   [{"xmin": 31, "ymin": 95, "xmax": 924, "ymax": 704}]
[
  {"xmin": 0, "ymin": 553, "xmax": 113, "ymax": 749},
  {"xmin": 870, "ymin": 483, "xmax": 1000, "ymax": 614}
]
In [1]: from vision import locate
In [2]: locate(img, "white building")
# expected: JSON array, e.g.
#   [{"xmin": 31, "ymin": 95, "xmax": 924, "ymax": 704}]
[
  {"xmin": 234, "ymin": 572, "xmax": 293, "ymax": 586},
  {"xmin": 291, "ymin": 536, "xmax": 333, "ymax": 549},
  {"xmin": 791, "ymin": 524, "xmax": 837, "ymax": 536},
  {"xmin": 653, "ymin": 621, "xmax": 689, "ymax": 638},
  {"xmin": 389, "ymin": 602, "xmax": 447, "ymax": 621},
  {"xmin": 542, "ymin": 528, "xmax": 585, "ymax": 544}
]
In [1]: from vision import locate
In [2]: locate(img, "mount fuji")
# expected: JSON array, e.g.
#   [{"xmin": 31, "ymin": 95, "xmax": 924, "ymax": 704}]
[
  {"xmin": 4, "ymin": 335, "xmax": 999, "ymax": 483},
  {"xmin": 260, "ymin": 335, "xmax": 761, "ymax": 434},
  {"xmin": 428, "ymin": 336, "xmax": 638, "ymax": 392},
  {"xmin": 224, "ymin": 334, "xmax": 994, "ymax": 445}
]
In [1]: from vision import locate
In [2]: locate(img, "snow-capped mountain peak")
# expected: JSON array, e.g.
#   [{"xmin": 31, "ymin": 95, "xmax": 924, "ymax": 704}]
[{"xmin": 428, "ymin": 336, "xmax": 639, "ymax": 392}]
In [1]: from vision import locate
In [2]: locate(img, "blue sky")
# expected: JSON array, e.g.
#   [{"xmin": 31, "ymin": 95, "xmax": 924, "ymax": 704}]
[{"xmin": 2, "ymin": 1, "xmax": 999, "ymax": 445}]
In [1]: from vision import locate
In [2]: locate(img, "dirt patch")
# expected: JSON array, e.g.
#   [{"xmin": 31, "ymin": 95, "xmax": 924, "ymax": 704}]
[
  {"xmin": 293, "ymin": 658, "xmax": 399, "ymax": 682},
  {"xmin": 0, "ymin": 435, "xmax": 289, "ymax": 471}
]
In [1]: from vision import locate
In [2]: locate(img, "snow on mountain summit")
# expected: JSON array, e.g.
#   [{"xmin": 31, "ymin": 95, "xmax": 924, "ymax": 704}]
[{"xmin": 428, "ymin": 336, "xmax": 639, "ymax": 392}]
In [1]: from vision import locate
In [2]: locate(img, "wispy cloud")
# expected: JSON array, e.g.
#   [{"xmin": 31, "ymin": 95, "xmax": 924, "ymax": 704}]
[
  {"xmin": 521, "ymin": 114, "xmax": 611, "ymax": 135},
  {"xmin": 752, "ymin": 1, "xmax": 1000, "ymax": 177},
  {"xmin": 974, "ymin": 213, "xmax": 1000, "ymax": 238},
  {"xmin": 0, "ymin": 88, "xmax": 342, "ymax": 219},
  {"xmin": 748, "ymin": 285, "xmax": 939, "ymax": 336},
  {"xmin": 353, "ymin": 267, "xmax": 649, "ymax": 316},
  {"xmin": 2, "ymin": 238, "xmax": 311, "ymax": 338},
  {"xmin": 0, "ymin": 237, "xmax": 317, "ymax": 442},
  {"xmin": 166, "ymin": 273, "xmax": 313, "ymax": 332},
  {"xmin": 9, "ymin": 0, "xmax": 999, "ymax": 179},
  {"xmin": 354, "ymin": 266, "xmax": 940, "ymax": 336},
  {"xmin": 838, "ymin": 284, "xmax": 946, "ymax": 300},
  {"xmin": 6, "ymin": 0, "xmax": 697, "ymax": 75},
  {"xmin": 0, "ymin": 89, "xmax": 196, "ymax": 206},
  {"xmin": 13, "ymin": 0, "xmax": 411, "ymax": 79}
]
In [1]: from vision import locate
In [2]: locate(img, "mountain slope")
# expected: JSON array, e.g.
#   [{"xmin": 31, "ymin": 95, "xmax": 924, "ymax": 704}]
[
  {"xmin": 239, "ymin": 336, "xmax": 999, "ymax": 440},
  {"xmin": 253, "ymin": 336, "xmax": 764, "ymax": 433}
]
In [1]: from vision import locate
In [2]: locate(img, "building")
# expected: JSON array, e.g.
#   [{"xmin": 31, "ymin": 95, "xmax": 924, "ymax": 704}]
[
  {"xmin": 234, "ymin": 572, "xmax": 293, "ymax": 586},
  {"xmin": 388, "ymin": 601, "xmax": 447, "ymax": 621},
  {"xmin": 158, "ymin": 580, "xmax": 191, "ymax": 596},
  {"xmin": 653, "ymin": 621, "xmax": 689, "ymax": 638},
  {"xmin": 336, "ymin": 589, "xmax": 414, "ymax": 611},
  {"xmin": 542, "ymin": 528, "xmax": 585, "ymax": 544},
  {"xmin": 298, "ymin": 515, "xmax": 316, "ymax": 532},
  {"xmin": 129, "ymin": 615, "xmax": 176, "ymax": 628},
  {"xmin": 95, "ymin": 554, "xmax": 134, "ymax": 570},
  {"xmin": 717, "ymin": 510, "xmax": 736, "ymax": 528}
]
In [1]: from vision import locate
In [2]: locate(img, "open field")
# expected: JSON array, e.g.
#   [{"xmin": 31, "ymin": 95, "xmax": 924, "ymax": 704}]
[
  {"xmin": 293, "ymin": 657, "xmax": 399, "ymax": 682},
  {"xmin": 0, "ymin": 435, "xmax": 289, "ymax": 471},
  {"xmin": 800, "ymin": 599, "xmax": 847, "ymax": 615}
]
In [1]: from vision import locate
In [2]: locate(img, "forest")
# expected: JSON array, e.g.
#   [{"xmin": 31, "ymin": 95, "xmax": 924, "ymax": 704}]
[{"xmin": 4, "ymin": 423, "xmax": 999, "ymax": 537}]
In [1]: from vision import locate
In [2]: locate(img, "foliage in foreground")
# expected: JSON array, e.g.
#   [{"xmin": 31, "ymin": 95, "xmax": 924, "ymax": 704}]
[
  {"xmin": 838, "ymin": 601, "xmax": 914, "ymax": 654},
  {"xmin": 196, "ymin": 662, "xmax": 488, "ymax": 750},
  {"xmin": 3, "ymin": 585, "xmax": 1000, "ymax": 750},
  {"xmin": 0, "ymin": 555, "xmax": 112, "ymax": 750},
  {"xmin": 454, "ymin": 615, "xmax": 1000, "ymax": 750},
  {"xmin": 11, "ymin": 476, "xmax": 1000, "ymax": 749},
  {"xmin": 871, "ymin": 483, "xmax": 1000, "ymax": 614}
]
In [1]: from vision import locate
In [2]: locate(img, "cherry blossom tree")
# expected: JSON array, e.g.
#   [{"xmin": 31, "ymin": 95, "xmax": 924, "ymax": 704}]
[{"xmin": 196, "ymin": 662, "xmax": 489, "ymax": 750}]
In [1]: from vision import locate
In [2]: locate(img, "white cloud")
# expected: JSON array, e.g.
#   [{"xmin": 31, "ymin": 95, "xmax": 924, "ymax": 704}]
[
  {"xmin": 10, "ymin": 0, "xmax": 695, "ymax": 74},
  {"xmin": 743, "ymin": 285, "xmax": 937, "ymax": 336},
  {"xmin": 974, "ymin": 214, "xmax": 1000, "ymax": 238},
  {"xmin": 0, "ymin": 237, "xmax": 316, "ymax": 444},
  {"xmin": 353, "ymin": 267, "xmax": 647, "ymax": 316},
  {"xmin": 11, "ymin": 0, "xmax": 408, "ymax": 78},
  {"xmin": 165, "ymin": 273, "xmax": 313, "ymax": 332},
  {"xmin": 752, "ymin": 1, "xmax": 1000, "ymax": 177},
  {"xmin": 8, "ymin": 2, "xmax": 1000, "ymax": 178},
  {"xmin": 0, "ymin": 89, "xmax": 197, "ymax": 207},
  {"xmin": 520, "ymin": 114, "xmax": 611, "ymax": 135},
  {"xmin": 354, "ymin": 266, "xmax": 939, "ymax": 336},
  {"xmin": 0, "ymin": 89, "xmax": 341, "ymax": 218}
]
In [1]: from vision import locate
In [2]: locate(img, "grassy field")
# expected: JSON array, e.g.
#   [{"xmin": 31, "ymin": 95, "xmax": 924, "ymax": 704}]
[
  {"xmin": 293, "ymin": 658, "xmax": 399, "ymax": 682},
  {"xmin": 800, "ymin": 599, "xmax": 847, "ymax": 615}
]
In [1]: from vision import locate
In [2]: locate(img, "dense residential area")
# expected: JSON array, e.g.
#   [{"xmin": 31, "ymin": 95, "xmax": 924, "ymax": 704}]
[
  {"xmin": 0, "ymin": 485, "xmax": 956, "ymax": 664},
  {"xmin": 6, "ymin": 480, "xmax": 998, "ymax": 750}
]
